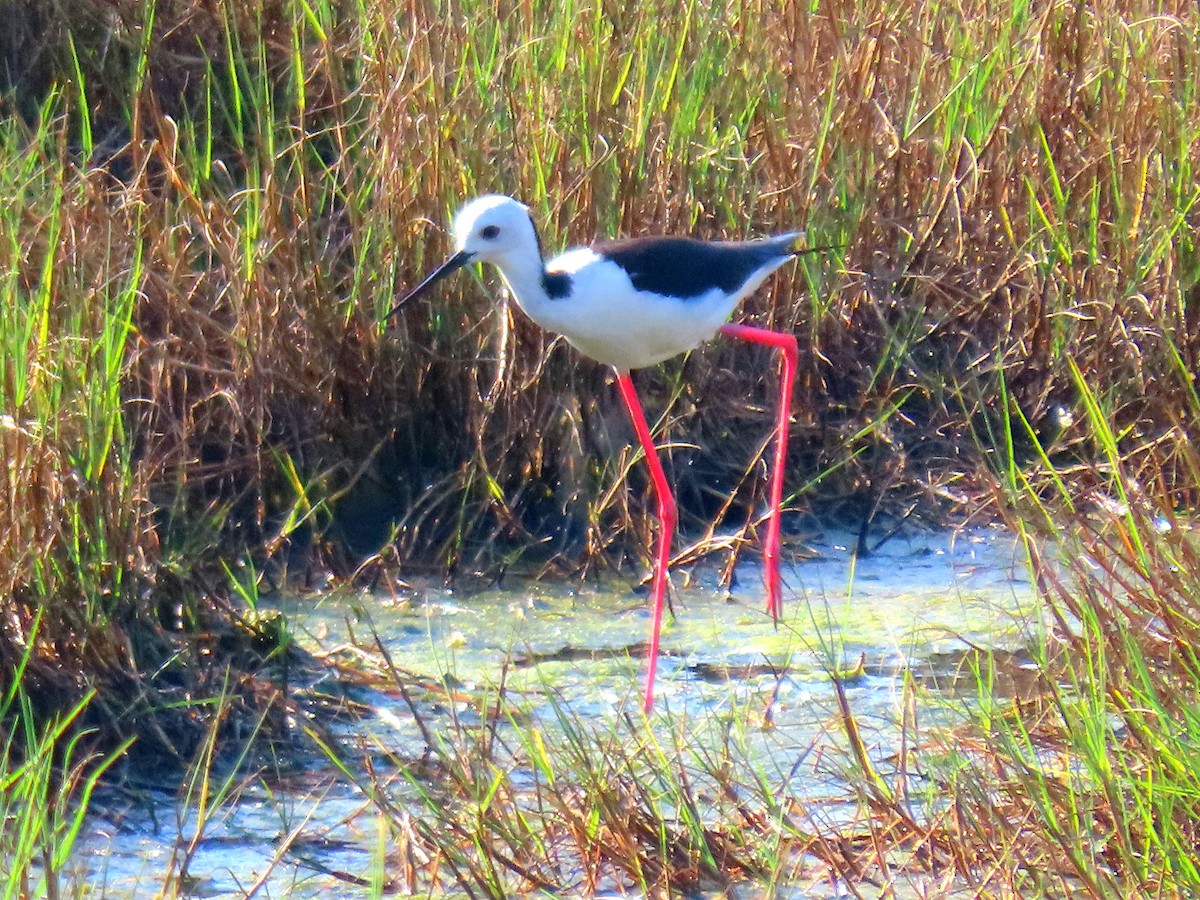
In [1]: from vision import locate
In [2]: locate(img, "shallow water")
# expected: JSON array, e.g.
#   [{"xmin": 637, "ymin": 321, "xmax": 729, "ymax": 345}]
[{"xmin": 75, "ymin": 525, "xmax": 1036, "ymax": 897}]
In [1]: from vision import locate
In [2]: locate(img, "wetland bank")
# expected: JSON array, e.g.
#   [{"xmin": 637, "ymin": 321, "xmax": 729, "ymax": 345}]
[{"xmin": 2, "ymin": 0, "xmax": 1199, "ymax": 896}]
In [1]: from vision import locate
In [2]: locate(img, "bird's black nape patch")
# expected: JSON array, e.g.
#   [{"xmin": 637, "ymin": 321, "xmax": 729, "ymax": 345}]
[
  {"xmin": 596, "ymin": 235, "xmax": 792, "ymax": 299},
  {"xmin": 529, "ymin": 212, "xmax": 572, "ymax": 299},
  {"xmin": 542, "ymin": 270, "xmax": 572, "ymax": 299}
]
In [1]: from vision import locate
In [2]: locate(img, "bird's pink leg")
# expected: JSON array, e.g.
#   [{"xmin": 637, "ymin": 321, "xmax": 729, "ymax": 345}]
[
  {"xmin": 615, "ymin": 369, "xmax": 677, "ymax": 713},
  {"xmin": 717, "ymin": 323, "xmax": 799, "ymax": 621}
]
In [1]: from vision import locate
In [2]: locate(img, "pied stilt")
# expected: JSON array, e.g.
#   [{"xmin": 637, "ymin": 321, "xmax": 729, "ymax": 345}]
[{"xmin": 389, "ymin": 195, "xmax": 801, "ymax": 712}]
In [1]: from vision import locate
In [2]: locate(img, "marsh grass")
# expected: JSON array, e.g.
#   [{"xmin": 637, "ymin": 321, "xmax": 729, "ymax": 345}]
[
  {"xmin": 303, "ymin": 651, "xmax": 959, "ymax": 898},
  {"xmin": 910, "ymin": 338, "xmax": 1200, "ymax": 897},
  {"xmin": 5, "ymin": 0, "xmax": 1195, "ymax": 587},
  {"xmin": 0, "ymin": 635, "xmax": 129, "ymax": 898},
  {"xmin": 0, "ymin": 0, "xmax": 1199, "ymax": 894},
  {"xmin": 292, "ymin": 474, "xmax": 1200, "ymax": 899}
]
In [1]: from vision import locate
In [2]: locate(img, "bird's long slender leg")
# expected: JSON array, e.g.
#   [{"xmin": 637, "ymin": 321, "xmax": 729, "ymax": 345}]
[
  {"xmin": 717, "ymin": 323, "xmax": 799, "ymax": 621},
  {"xmin": 614, "ymin": 369, "xmax": 677, "ymax": 713}
]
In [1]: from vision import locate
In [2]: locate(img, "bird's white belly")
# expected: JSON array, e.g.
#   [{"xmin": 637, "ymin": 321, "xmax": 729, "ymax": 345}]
[{"xmin": 559, "ymin": 289, "xmax": 734, "ymax": 369}]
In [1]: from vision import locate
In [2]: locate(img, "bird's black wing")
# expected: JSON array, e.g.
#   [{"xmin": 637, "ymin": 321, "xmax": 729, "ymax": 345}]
[{"xmin": 594, "ymin": 235, "xmax": 792, "ymax": 299}]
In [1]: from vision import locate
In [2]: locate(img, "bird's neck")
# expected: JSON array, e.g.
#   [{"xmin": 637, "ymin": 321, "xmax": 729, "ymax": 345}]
[{"xmin": 493, "ymin": 249, "xmax": 553, "ymax": 318}]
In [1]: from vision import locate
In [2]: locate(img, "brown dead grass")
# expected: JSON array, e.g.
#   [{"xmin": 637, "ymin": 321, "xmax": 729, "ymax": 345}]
[{"xmin": 0, "ymin": 0, "xmax": 1196, "ymax": 761}]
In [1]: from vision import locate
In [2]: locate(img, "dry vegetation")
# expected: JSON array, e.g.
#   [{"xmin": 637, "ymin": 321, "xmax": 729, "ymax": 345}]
[{"xmin": 0, "ymin": 0, "xmax": 1199, "ymax": 895}]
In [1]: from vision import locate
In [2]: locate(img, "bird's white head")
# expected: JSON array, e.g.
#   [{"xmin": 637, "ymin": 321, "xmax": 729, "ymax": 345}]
[
  {"xmin": 387, "ymin": 195, "xmax": 540, "ymax": 318},
  {"xmin": 450, "ymin": 195, "xmax": 539, "ymax": 264}
]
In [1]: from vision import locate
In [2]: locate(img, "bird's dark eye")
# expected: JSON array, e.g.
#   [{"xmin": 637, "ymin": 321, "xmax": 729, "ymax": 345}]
[{"xmin": 480, "ymin": 225, "xmax": 501, "ymax": 240}]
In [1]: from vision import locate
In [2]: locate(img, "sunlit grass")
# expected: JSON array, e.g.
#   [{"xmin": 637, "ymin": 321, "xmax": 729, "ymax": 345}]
[
  {"xmin": 0, "ymin": 627, "xmax": 129, "ymax": 898},
  {"xmin": 9, "ymin": 0, "xmax": 1185, "ymax": 578},
  {"xmin": 302, "ymin": 648, "xmax": 950, "ymax": 896},
  {"xmin": 0, "ymin": 0, "xmax": 1198, "ymax": 894}
]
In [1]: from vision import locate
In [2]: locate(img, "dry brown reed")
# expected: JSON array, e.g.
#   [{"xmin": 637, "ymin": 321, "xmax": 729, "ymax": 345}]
[{"xmin": 0, "ymin": 0, "xmax": 1197, "ymax": 819}]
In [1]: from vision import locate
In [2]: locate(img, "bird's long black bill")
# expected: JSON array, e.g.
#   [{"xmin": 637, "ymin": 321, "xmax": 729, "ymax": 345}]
[{"xmin": 385, "ymin": 250, "xmax": 474, "ymax": 319}]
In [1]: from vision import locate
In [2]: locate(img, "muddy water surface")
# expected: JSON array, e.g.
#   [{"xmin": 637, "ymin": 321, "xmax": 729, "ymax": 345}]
[{"xmin": 77, "ymin": 526, "xmax": 1037, "ymax": 897}]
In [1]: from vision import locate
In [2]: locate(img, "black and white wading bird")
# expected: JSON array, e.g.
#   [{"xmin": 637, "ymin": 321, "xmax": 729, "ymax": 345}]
[{"xmin": 388, "ymin": 195, "xmax": 801, "ymax": 712}]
